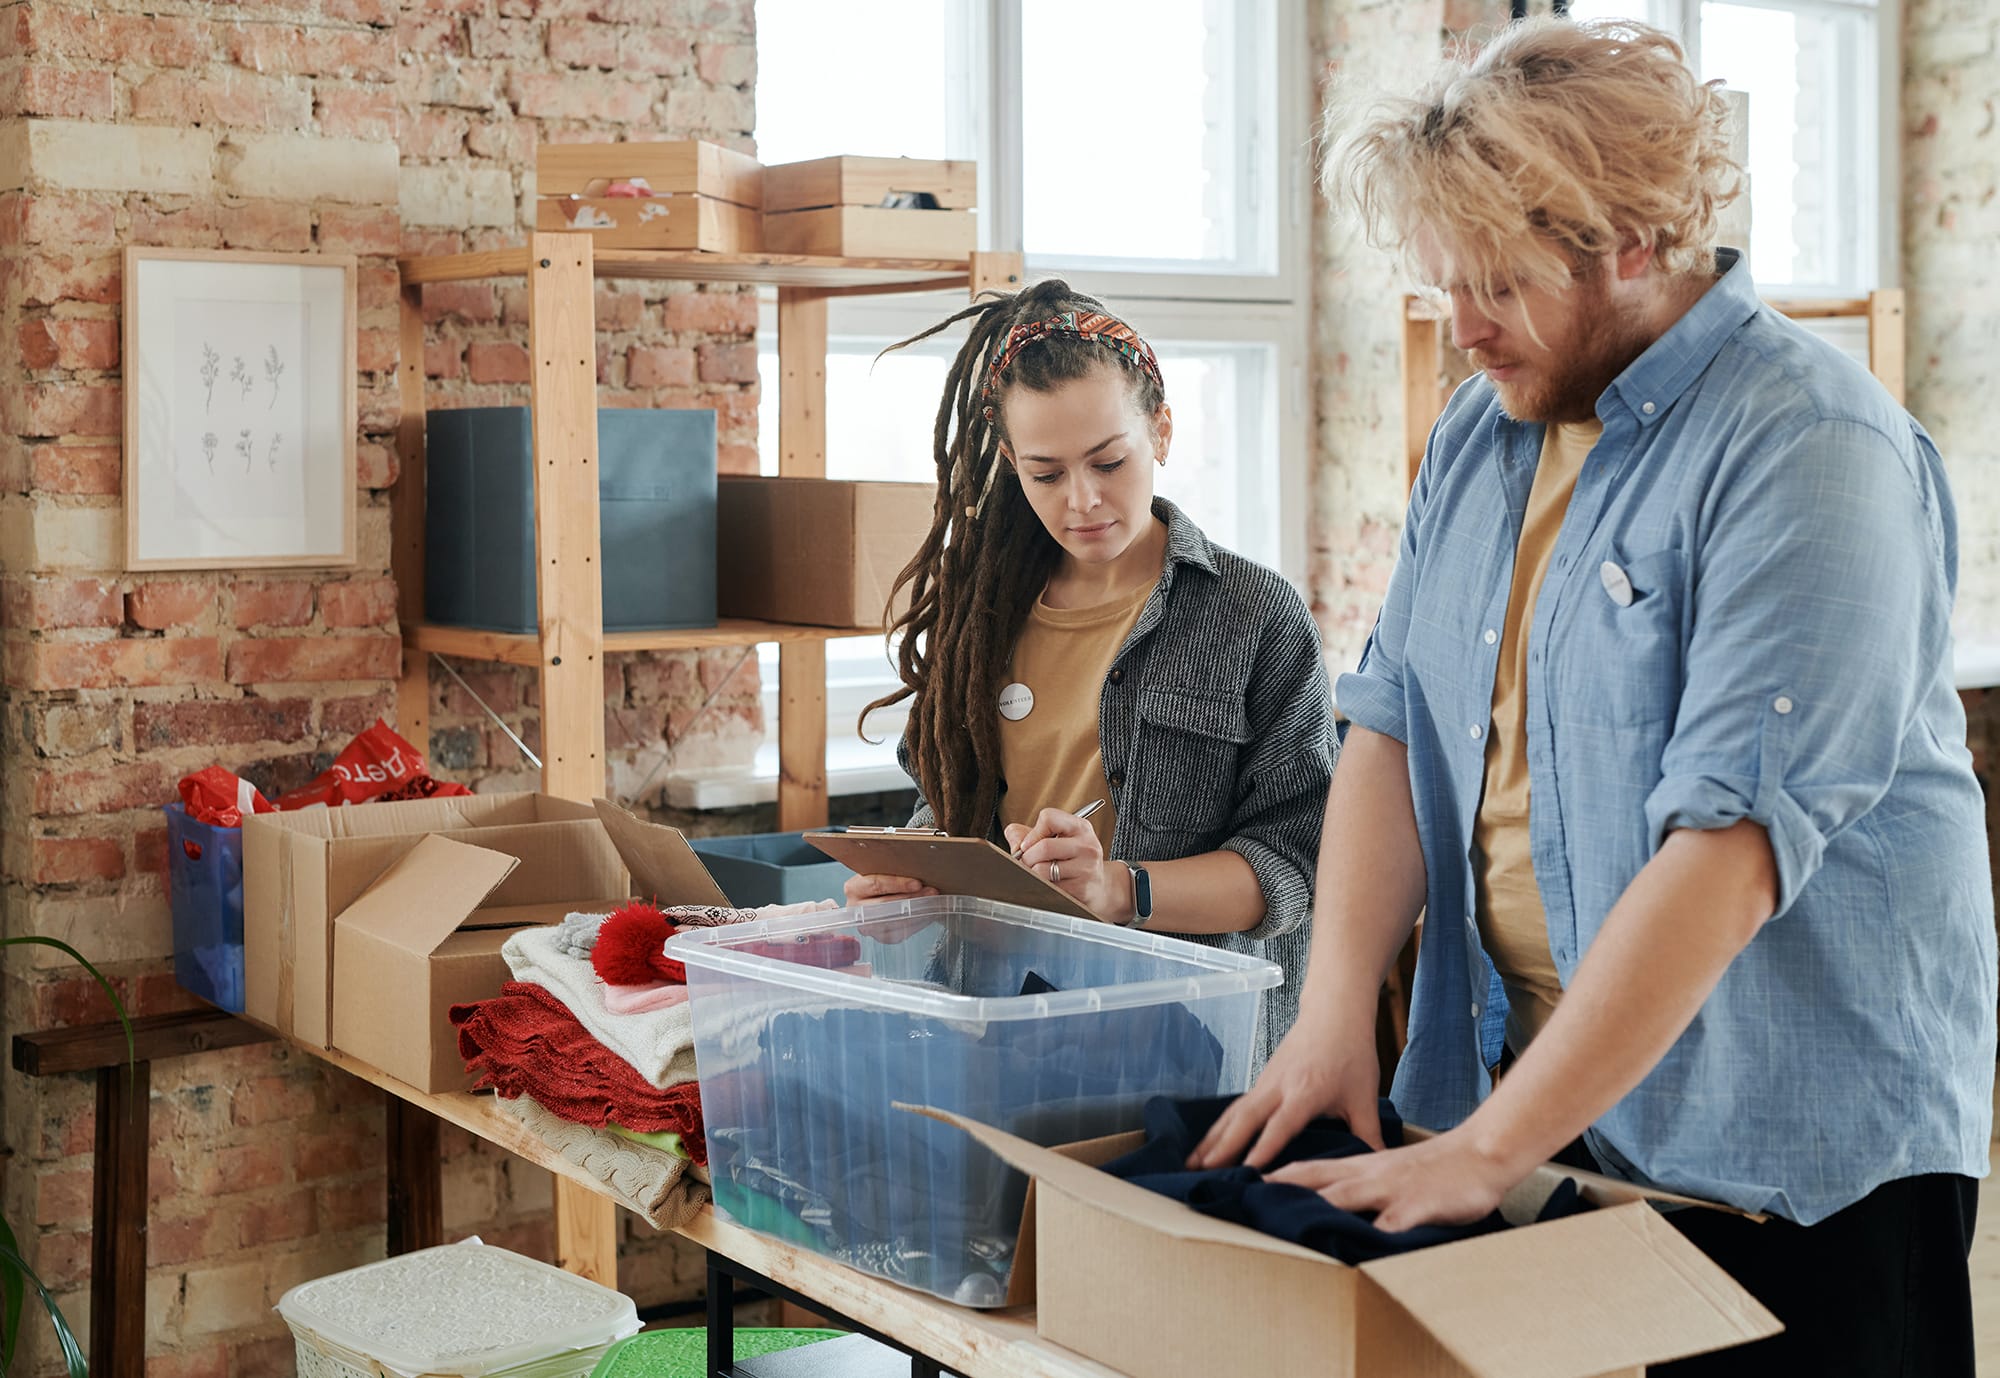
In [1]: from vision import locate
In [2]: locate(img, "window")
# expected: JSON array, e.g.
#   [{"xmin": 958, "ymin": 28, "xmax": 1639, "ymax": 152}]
[
  {"xmin": 1565, "ymin": 0, "xmax": 1895, "ymax": 294},
  {"xmin": 724, "ymin": 0, "xmax": 1312, "ymax": 803}
]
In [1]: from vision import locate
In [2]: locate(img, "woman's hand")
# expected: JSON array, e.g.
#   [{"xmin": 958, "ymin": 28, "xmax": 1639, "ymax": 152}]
[
  {"xmin": 842, "ymin": 873, "xmax": 939, "ymax": 905},
  {"xmin": 1005, "ymin": 808, "xmax": 1135, "ymax": 924}
]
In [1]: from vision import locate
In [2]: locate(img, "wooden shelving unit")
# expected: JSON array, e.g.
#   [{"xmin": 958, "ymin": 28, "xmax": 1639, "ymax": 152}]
[
  {"xmin": 393, "ymin": 237, "xmax": 1021, "ymax": 1285},
  {"xmin": 1399, "ymin": 288, "xmax": 1907, "ymax": 489},
  {"xmin": 393, "ymin": 236, "xmax": 1024, "ymax": 824}
]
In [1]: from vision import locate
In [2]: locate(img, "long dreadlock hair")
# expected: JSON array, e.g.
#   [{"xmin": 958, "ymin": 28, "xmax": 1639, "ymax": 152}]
[{"xmin": 860, "ymin": 279, "xmax": 1167, "ymax": 837}]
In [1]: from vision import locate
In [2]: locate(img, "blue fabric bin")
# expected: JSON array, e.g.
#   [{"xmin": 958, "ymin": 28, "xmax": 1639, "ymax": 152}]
[
  {"xmin": 425, "ymin": 406, "xmax": 718, "ymax": 634},
  {"xmin": 689, "ymin": 831, "xmax": 853, "ymax": 907},
  {"xmin": 163, "ymin": 802, "xmax": 246, "ymax": 1012}
]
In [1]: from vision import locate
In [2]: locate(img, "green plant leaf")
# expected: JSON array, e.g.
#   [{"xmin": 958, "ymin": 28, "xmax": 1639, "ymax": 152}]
[
  {"xmin": 0, "ymin": 935, "xmax": 133, "ymax": 1072},
  {"xmin": 0, "ymin": 1234, "xmax": 84, "ymax": 1378},
  {"xmin": 0, "ymin": 1213, "xmax": 24, "ymax": 1373}
]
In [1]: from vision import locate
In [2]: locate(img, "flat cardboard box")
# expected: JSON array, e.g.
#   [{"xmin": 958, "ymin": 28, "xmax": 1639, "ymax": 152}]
[
  {"xmin": 244, "ymin": 792, "xmax": 603, "ymax": 1048},
  {"xmin": 716, "ymin": 475, "xmax": 933, "ymax": 629},
  {"xmin": 762, "ymin": 156, "xmax": 976, "ymax": 213},
  {"xmin": 536, "ymin": 193, "xmax": 760, "ymax": 252},
  {"xmin": 916, "ymin": 1107, "xmax": 1782, "ymax": 1378},
  {"xmin": 325, "ymin": 798, "xmax": 731, "ymax": 1093},
  {"xmin": 760, "ymin": 206, "xmax": 974, "ymax": 260},
  {"xmin": 537, "ymin": 139, "xmax": 763, "ymax": 209}
]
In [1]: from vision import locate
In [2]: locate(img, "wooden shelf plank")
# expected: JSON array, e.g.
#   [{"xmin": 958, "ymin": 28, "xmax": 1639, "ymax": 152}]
[
  {"xmin": 400, "ymin": 245, "xmax": 972, "ymax": 292},
  {"xmin": 409, "ymin": 619, "xmax": 881, "ymax": 664}
]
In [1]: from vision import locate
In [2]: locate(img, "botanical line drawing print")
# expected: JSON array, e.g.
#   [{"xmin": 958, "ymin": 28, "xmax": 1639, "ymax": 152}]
[
  {"xmin": 202, "ymin": 431, "xmax": 218, "ymax": 472},
  {"xmin": 264, "ymin": 344, "xmax": 284, "ymax": 410},
  {"xmin": 267, "ymin": 432, "xmax": 282, "ymax": 472},
  {"xmin": 235, "ymin": 428, "xmax": 253, "ymax": 472},
  {"xmin": 229, "ymin": 354, "xmax": 253, "ymax": 402},
  {"xmin": 200, "ymin": 344, "xmax": 220, "ymax": 412}
]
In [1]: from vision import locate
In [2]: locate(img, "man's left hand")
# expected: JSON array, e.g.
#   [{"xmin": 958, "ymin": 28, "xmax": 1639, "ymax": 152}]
[{"xmin": 1265, "ymin": 1128, "xmax": 1523, "ymax": 1234}]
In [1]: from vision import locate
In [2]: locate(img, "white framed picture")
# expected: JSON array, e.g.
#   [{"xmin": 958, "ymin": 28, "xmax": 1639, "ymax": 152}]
[{"xmin": 123, "ymin": 247, "xmax": 358, "ymax": 570}]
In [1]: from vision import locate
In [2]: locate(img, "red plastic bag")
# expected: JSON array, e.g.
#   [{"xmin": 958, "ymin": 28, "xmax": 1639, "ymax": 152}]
[
  {"xmin": 271, "ymin": 720, "xmax": 472, "ymax": 810},
  {"xmin": 178, "ymin": 766, "xmax": 273, "ymax": 829}
]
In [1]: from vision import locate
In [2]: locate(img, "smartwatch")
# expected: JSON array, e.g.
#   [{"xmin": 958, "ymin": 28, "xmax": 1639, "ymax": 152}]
[{"xmin": 1123, "ymin": 862, "xmax": 1152, "ymax": 928}]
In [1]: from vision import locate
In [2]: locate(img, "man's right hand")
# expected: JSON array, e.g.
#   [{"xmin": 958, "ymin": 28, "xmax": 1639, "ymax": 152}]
[
  {"xmin": 842, "ymin": 873, "xmax": 939, "ymax": 905},
  {"xmin": 1187, "ymin": 1013, "xmax": 1385, "ymax": 1168}
]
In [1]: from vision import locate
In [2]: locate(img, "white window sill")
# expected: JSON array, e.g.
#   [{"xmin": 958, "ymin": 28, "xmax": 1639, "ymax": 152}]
[{"xmin": 660, "ymin": 736, "xmax": 916, "ymax": 812}]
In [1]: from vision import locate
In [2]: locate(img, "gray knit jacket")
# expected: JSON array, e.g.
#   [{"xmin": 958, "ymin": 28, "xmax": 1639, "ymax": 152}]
[{"xmin": 900, "ymin": 498, "xmax": 1338, "ymax": 1069}]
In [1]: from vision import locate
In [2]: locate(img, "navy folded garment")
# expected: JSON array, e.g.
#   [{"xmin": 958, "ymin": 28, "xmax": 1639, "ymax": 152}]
[{"xmin": 1102, "ymin": 1095, "xmax": 1590, "ymax": 1265}]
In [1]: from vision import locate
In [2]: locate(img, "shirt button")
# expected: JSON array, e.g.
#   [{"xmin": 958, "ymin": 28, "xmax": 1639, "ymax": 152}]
[
  {"xmin": 1471, "ymin": 1003, "xmax": 1482, "ymax": 1019},
  {"xmin": 1108, "ymin": 668, "xmax": 1124, "ymax": 685},
  {"xmin": 1642, "ymin": 401, "xmax": 1657, "ymax": 415},
  {"xmin": 1483, "ymin": 629, "xmax": 1497, "ymax": 645},
  {"xmin": 1469, "ymin": 724, "xmax": 1483, "ymax": 740},
  {"xmin": 1109, "ymin": 771, "xmax": 1126, "ymax": 788},
  {"xmin": 1773, "ymin": 696, "xmax": 1794, "ymax": 715}
]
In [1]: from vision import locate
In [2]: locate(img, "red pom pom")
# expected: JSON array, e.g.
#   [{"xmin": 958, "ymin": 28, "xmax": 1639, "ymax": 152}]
[{"xmin": 590, "ymin": 901, "xmax": 685, "ymax": 985}]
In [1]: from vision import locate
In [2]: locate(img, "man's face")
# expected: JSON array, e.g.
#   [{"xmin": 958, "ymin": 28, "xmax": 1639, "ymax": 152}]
[{"xmin": 1420, "ymin": 235, "xmax": 1649, "ymax": 425}]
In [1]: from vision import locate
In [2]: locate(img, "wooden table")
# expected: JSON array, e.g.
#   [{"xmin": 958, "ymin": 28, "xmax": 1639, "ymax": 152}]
[{"xmin": 15, "ymin": 1009, "xmax": 1122, "ymax": 1378}]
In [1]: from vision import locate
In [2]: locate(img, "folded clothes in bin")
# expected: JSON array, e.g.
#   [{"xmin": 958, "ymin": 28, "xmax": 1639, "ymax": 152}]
[{"xmin": 675, "ymin": 898, "xmax": 1281, "ymax": 1306}]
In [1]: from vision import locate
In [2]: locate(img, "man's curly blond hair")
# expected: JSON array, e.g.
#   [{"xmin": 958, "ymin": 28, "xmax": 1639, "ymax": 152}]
[{"xmin": 1324, "ymin": 17, "xmax": 1744, "ymax": 307}]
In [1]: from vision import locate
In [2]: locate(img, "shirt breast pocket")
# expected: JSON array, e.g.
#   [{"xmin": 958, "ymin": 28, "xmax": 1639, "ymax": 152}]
[
  {"xmin": 1134, "ymin": 687, "xmax": 1252, "ymax": 837},
  {"xmin": 1556, "ymin": 547, "xmax": 1687, "ymax": 728}
]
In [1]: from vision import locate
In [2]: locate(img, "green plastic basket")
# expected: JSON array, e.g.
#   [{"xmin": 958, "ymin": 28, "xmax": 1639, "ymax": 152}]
[{"xmin": 590, "ymin": 1328, "xmax": 843, "ymax": 1378}]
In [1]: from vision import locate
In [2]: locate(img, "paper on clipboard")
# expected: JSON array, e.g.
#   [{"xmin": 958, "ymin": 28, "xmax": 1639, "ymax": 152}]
[{"xmin": 803, "ymin": 831, "xmax": 1097, "ymax": 921}]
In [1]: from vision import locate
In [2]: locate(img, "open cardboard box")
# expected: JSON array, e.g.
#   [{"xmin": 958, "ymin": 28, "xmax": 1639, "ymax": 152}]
[
  {"xmin": 912, "ymin": 1106, "xmax": 1781, "ymax": 1378},
  {"xmin": 246, "ymin": 794, "xmax": 729, "ymax": 1092}
]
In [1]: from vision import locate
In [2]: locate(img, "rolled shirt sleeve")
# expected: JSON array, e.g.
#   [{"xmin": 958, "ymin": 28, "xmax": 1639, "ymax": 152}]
[{"xmin": 1643, "ymin": 418, "xmax": 1951, "ymax": 918}]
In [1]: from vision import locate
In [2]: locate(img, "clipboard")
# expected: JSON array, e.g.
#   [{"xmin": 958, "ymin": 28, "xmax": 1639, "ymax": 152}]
[{"xmin": 804, "ymin": 830, "xmax": 1097, "ymax": 921}]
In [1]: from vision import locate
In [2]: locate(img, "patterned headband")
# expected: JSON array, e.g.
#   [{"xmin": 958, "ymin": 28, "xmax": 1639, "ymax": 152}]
[{"xmin": 979, "ymin": 310, "xmax": 1165, "ymax": 422}]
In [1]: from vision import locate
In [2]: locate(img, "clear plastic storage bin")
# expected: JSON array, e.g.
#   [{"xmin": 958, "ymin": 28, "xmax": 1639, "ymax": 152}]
[
  {"xmin": 276, "ymin": 1241, "xmax": 640, "ymax": 1378},
  {"xmin": 669, "ymin": 897, "xmax": 1279, "ymax": 1307}
]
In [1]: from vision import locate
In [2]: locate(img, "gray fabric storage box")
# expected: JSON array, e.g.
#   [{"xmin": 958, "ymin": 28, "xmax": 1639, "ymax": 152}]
[
  {"xmin": 425, "ymin": 406, "xmax": 717, "ymax": 634},
  {"xmin": 690, "ymin": 832, "xmax": 854, "ymax": 907}
]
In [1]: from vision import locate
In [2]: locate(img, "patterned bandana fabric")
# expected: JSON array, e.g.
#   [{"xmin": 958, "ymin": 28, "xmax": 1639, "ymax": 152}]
[{"xmin": 980, "ymin": 310, "xmax": 1165, "ymax": 422}]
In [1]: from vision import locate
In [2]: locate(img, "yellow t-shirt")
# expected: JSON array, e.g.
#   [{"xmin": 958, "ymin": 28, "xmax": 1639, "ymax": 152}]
[
  {"xmin": 1474, "ymin": 418, "xmax": 1602, "ymax": 1054},
  {"xmin": 997, "ymin": 583, "xmax": 1152, "ymax": 852}
]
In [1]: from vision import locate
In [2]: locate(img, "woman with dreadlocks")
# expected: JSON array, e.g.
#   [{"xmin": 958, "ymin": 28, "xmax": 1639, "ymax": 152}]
[{"xmin": 847, "ymin": 279, "xmax": 1336, "ymax": 1062}]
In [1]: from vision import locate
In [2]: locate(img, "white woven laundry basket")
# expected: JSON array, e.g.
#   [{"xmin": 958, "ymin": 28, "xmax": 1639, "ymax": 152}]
[{"xmin": 276, "ymin": 1240, "xmax": 640, "ymax": 1378}]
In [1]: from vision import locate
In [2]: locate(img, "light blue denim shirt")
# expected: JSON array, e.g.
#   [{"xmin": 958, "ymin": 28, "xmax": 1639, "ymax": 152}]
[{"xmin": 1337, "ymin": 249, "xmax": 1996, "ymax": 1225}]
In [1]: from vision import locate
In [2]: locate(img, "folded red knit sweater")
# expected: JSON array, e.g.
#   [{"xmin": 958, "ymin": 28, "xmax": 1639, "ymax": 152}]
[{"xmin": 450, "ymin": 980, "xmax": 707, "ymax": 1165}]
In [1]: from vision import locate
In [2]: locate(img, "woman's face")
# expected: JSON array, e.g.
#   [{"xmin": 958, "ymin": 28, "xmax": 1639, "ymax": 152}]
[{"xmin": 1000, "ymin": 366, "xmax": 1171, "ymax": 567}]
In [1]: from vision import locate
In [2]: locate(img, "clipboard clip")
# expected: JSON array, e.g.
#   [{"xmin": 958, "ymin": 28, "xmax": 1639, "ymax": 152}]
[{"xmin": 834, "ymin": 825, "xmax": 951, "ymax": 838}]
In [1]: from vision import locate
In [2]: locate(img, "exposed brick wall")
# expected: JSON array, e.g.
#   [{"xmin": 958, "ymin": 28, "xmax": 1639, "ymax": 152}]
[
  {"xmin": 1904, "ymin": 0, "xmax": 2000, "ymax": 635},
  {"xmin": 0, "ymin": 2, "xmax": 759, "ymax": 1372},
  {"xmin": 1307, "ymin": 0, "xmax": 1512, "ymax": 671}
]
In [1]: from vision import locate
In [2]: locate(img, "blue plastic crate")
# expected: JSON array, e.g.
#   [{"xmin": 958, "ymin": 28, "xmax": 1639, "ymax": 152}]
[
  {"xmin": 690, "ymin": 831, "xmax": 854, "ymax": 907},
  {"xmin": 163, "ymin": 802, "xmax": 245, "ymax": 1012}
]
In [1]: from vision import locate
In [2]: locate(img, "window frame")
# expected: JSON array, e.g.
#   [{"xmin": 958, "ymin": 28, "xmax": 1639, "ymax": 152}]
[
  {"xmin": 1576, "ymin": 0, "xmax": 1898, "ymax": 294},
  {"xmin": 741, "ymin": 0, "xmax": 1314, "ymax": 796}
]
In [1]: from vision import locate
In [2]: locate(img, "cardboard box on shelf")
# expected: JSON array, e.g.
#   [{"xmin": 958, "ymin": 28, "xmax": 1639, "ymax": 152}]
[
  {"xmin": 916, "ymin": 1107, "xmax": 1782, "ymax": 1378},
  {"xmin": 536, "ymin": 139, "xmax": 763, "ymax": 252},
  {"xmin": 245, "ymin": 793, "xmax": 730, "ymax": 1092},
  {"xmin": 716, "ymin": 475, "xmax": 933, "ymax": 629},
  {"xmin": 762, "ymin": 155, "xmax": 975, "ymax": 259}
]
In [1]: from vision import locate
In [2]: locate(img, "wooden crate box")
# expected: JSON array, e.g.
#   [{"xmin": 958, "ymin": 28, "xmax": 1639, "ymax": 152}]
[
  {"xmin": 536, "ymin": 139, "xmax": 762, "ymax": 252},
  {"xmin": 762, "ymin": 155, "xmax": 977, "ymax": 259}
]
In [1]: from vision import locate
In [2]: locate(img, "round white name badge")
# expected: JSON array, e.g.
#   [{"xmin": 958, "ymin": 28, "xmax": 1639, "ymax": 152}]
[{"xmin": 998, "ymin": 682, "xmax": 1035, "ymax": 721}]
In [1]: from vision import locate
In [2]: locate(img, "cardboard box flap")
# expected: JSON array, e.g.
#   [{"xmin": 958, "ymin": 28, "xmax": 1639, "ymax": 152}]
[
  {"xmin": 1357, "ymin": 1201, "xmax": 1781, "ymax": 1378},
  {"xmin": 335, "ymin": 833, "xmax": 520, "ymax": 956},
  {"xmin": 905, "ymin": 1105, "xmax": 1333, "ymax": 1266},
  {"xmin": 592, "ymin": 798, "xmax": 730, "ymax": 907}
]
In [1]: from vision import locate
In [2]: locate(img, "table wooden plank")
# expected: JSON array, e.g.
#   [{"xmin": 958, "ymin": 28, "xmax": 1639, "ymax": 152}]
[{"xmin": 12, "ymin": 1008, "xmax": 272, "ymax": 1076}]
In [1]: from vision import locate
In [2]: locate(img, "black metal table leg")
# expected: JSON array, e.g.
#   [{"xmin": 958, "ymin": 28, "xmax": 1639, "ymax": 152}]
[{"xmin": 707, "ymin": 1249, "xmax": 738, "ymax": 1376}]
